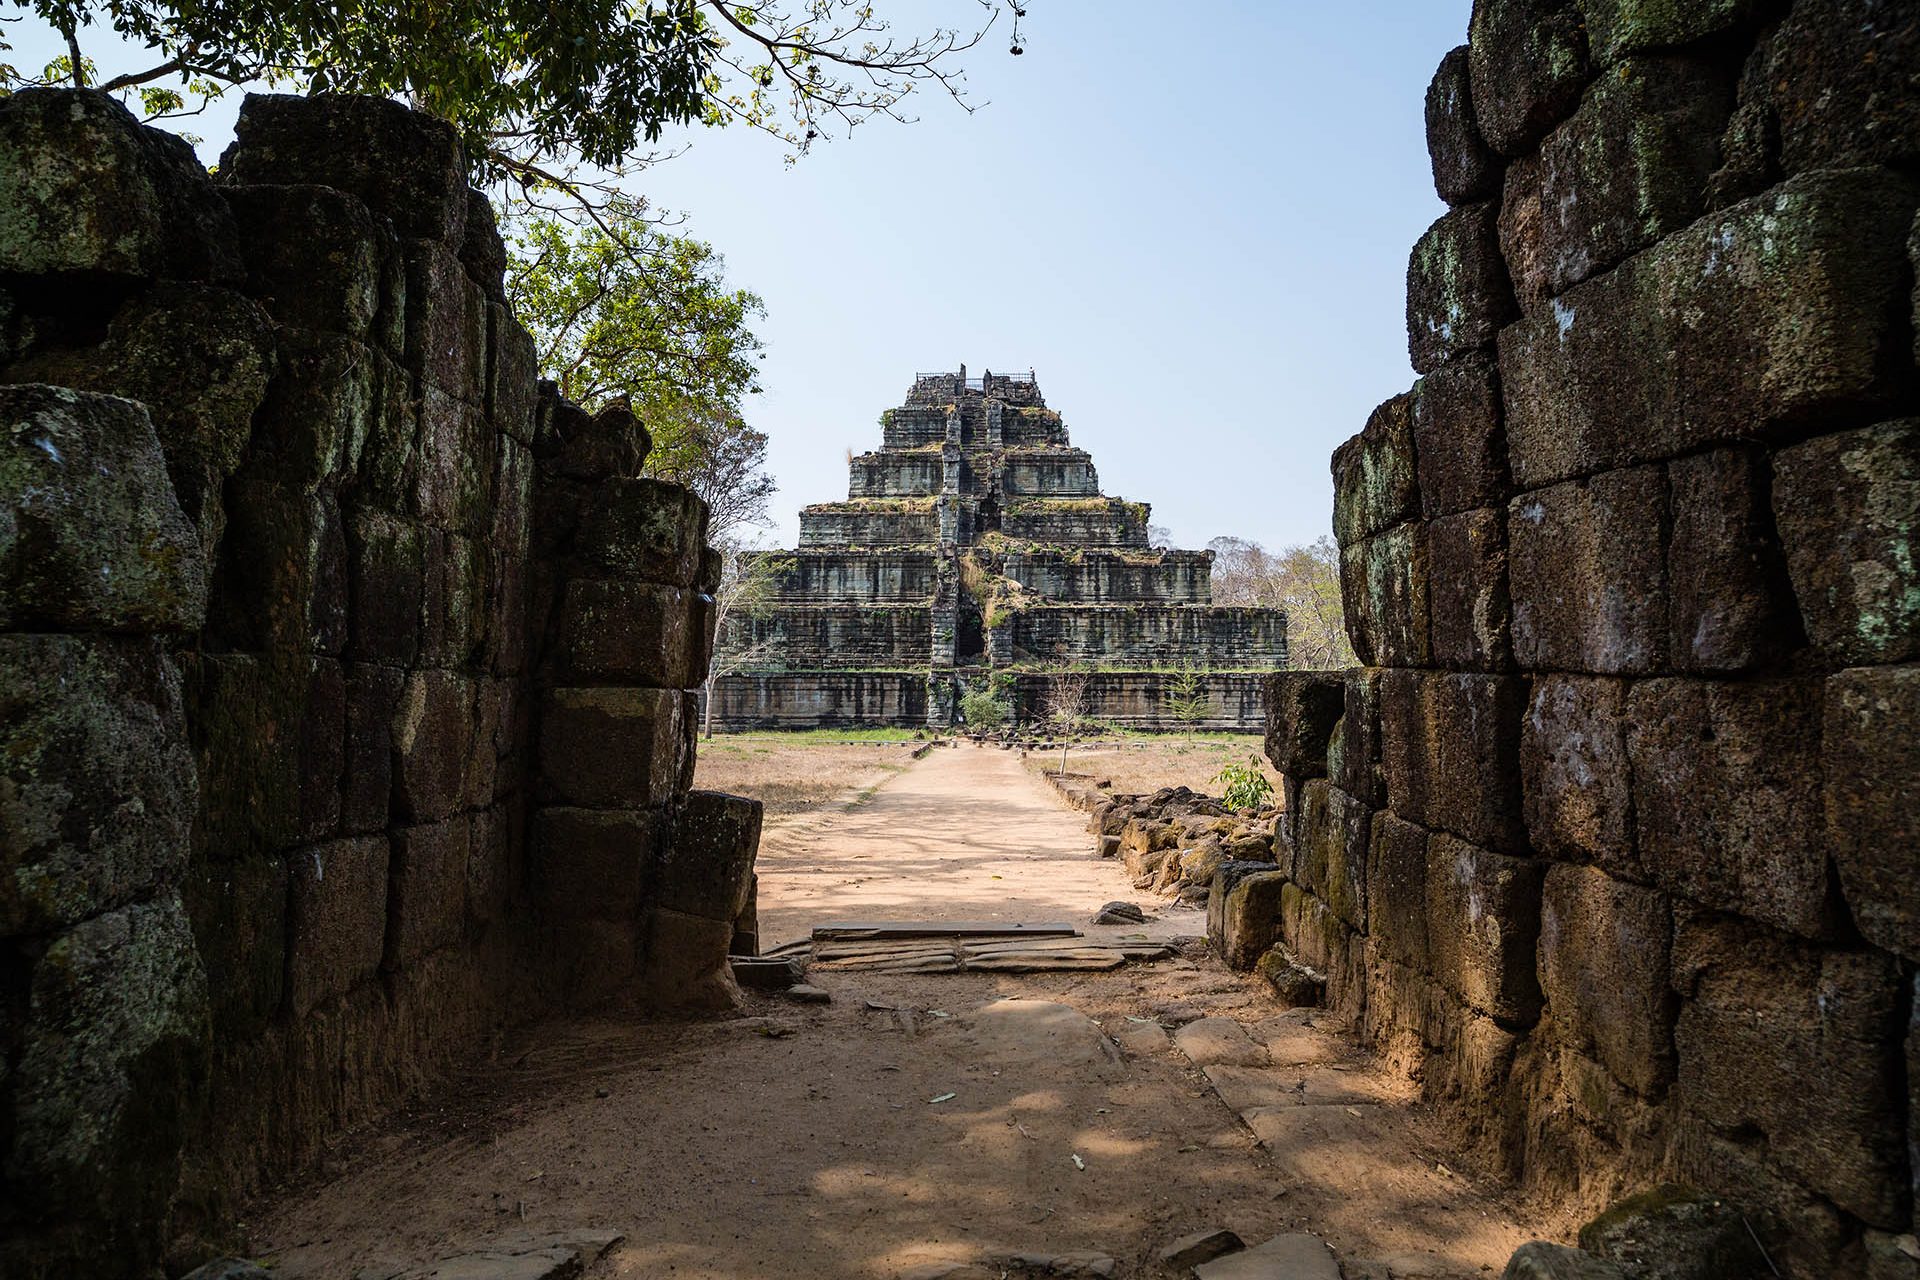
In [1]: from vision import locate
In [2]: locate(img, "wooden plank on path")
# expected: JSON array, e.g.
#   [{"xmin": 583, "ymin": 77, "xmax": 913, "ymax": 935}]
[{"xmin": 812, "ymin": 921, "xmax": 1081, "ymax": 941}]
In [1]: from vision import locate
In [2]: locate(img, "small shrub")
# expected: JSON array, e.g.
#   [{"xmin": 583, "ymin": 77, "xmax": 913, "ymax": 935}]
[
  {"xmin": 960, "ymin": 688, "xmax": 1010, "ymax": 730},
  {"xmin": 1213, "ymin": 757, "xmax": 1274, "ymax": 812}
]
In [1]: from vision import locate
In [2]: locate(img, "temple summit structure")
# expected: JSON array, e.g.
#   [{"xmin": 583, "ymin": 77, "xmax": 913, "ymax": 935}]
[{"xmin": 706, "ymin": 367, "xmax": 1289, "ymax": 730}]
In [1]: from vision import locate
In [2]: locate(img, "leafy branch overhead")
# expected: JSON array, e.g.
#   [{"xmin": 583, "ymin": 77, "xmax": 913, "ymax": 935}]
[
  {"xmin": 503, "ymin": 203, "xmax": 776, "ymax": 543},
  {"xmin": 4, "ymin": 1, "xmax": 1029, "ymax": 192}
]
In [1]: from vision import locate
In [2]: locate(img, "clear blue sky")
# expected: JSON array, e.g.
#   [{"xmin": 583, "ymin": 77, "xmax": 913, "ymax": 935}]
[{"xmin": 17, "ymin": 3, "xmax": 1472, "ymax": 552}]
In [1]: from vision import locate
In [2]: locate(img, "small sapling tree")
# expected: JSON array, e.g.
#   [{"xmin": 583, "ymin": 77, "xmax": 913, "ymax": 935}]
[{"xmin": 1164, "ymin": 665, "xmax": 1208, "ymax": 744}]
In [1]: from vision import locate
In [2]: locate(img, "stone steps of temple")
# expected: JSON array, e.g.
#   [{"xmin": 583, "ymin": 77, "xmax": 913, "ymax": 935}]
[
  {"xmin": 1001, "ymin": 496, "xmax": 1150, "ymax": 548},
  {"xmin": 724, "ymin": 604, "xmax": 934, "ymax": 668},
  {"xmin": 799, "ymin": 502, "xmax": 940, "ymax": 547},
  {"xmin": 1007, "ymin": 604, "xmax": 1288, "ymax": 668},
  {"xmin": 845, "ymin": 447, "xmax": 1100, "ymax": 499},
  {"xmin": 1001, "ymin": 548, "xmax": 1214, "ymax": 604},
  {"xmin": 756, "ymin": 549, "xmax": 938, "ymax": 603}
]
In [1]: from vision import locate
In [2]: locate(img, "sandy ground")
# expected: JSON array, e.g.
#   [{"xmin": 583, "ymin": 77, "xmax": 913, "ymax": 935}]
[
  {"xmin": 249, "ymin": 743, "xmax": 1545, "ymax": 1280},
  {"xmin": 1017, "ymin": 737, "xmax": 1279, "ymax": 800},
  {"xmin": 693, "ymin": 735, "xmax": 925, "ymax": 818}
]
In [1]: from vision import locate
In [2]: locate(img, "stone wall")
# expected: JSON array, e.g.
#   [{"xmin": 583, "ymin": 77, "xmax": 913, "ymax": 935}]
[
  {"xmin": 1012, "ymin": 671, "xmax": 1268, "ymax": 731},
  {"xmin": 797, "ymin": 503, "xmax": 940, "ymax": 547},
  {"xmin": 1010, "ymin": 605, "xmax": 1288, "ymax": 668},
  {"xmin": 705, "ymin": 671, "xmax": 931, "ymax": 728},
  {"xmin": 1002, "ymin": 498, "xmax": 1150, "ymax": 547},
  {"xmin": 1004, "ymin": 549, "xmax": 1214, "ymax": 604},
  {"xmin": 1257, "ymin": 5, "xmax": 1918, "ymax": 1274},
  {"xmin": 726, "ymin": 604, "xmax": 935, "ymax": 667},
  {"xmin": 0, "ymin": 89, "xmax": 757, "ymax": 1279},
  {"xmin": 758, "ymin": 549, "xmax": 939, "ymax": 603}
]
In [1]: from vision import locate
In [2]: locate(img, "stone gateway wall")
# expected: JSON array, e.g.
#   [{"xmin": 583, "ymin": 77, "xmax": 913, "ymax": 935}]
[
  {"xmin": 1256, "ymin": 5, "xmax": 1919, "ymax": 1275},
  {"xmin": 0, "ymin": 89, "xmax": 759, "ymax": 1279}
]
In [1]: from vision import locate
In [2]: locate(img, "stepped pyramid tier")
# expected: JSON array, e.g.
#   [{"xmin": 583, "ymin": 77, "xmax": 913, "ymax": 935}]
[{"xmin": 706, "ymin": 367, "xmax": 1289, "ymax": 729}]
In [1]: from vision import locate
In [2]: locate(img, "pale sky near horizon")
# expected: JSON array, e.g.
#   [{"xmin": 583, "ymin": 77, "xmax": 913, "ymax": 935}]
[{"xmin": 16, "ymin": 2, "xmax": 1474, "ymax": 552}]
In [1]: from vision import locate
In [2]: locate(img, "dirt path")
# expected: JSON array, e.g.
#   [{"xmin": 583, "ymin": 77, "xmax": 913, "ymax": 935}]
[{"xmin": 252, "ymin": 743, "xmax": 1545, "ymax": 1280}]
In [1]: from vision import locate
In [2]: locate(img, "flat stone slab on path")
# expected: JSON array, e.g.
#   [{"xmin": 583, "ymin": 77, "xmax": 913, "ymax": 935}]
[
  {"xmin": 1192, "ymin": 1233, "xmax": 1342, "ymax": 1280},
  {"xmin": 1174, "ymin": 1016, "xmax": 1269, "ymax": 1067},
  {"xmin": 958, "ymin": 997, "xmax": 1126, "ymax": 1081}
]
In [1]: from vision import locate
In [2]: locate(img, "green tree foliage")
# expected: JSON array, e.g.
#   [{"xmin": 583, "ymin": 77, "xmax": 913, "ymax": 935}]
[
  {"xmin": 959, "ymin": 681, "xmax": 1010, "ymax": 731},
  {"xmin": 3, "ymin": 1, "xmax": 1025, "ymax": 194},
  {"xmin": 1213, "ymin": 757, "xmax": 1274, "ymax": 812},
  {"xmin": 1163, "ymin": 665, "xmax": 1208, "ymax": 742},
  {"xmin": 503, "ymin": 205, "xmax": 776, "ymax": 539},
  {"xmin": 1208, "ymin": 534, "xmax": 1357, "ymax": 670}
]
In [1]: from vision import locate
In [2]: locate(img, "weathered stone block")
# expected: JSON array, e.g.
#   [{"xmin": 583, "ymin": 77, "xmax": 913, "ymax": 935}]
[
  {"xmin": 414, "ymin": 385, "xmax": 495, "ymax": 533},
  {"xmin": 1407, "ymin": 201, "xmax": 1517, "ymax": 374},
  {"xmin": 1332, "ymin": 392, "xmax": 1418, "ymax": 544},
  {"xmin": 1825, "ymin": 665, "xmax": 1920, "ymax": 961},
  {"xmin": 1774, "ymin": 420, "xmax": 1920, "ymax": 666},
  {"xmin": 1672, "ymin": 913, "xmax": 1907, "ymax": 1228},
  {"xmin": 574, "ymin": 477, "xmax": 709, "ymax": 588},
  {"xmin": 1500, "ymin": 168, "xmax": 1919, "ymax": 489},
  {"xmin": 286, "ymin": 834, "xmax": 390, "ymax": 1015},
  {"xmin": 1509, "ymin": 466, "xmax": 1667, "ymax": 674},
  {"xmin": 1428, "ymin": 506, "xmax": 1511, "ymax": 671},
  {"xmin": 341, "ymin": 662, "xmax": 400, "ymax": 834},
  {"xmin": 0, "ymin": 384, "xmax": 208, "ymax": 632},
  {"xmin": 1328, "ymin": 668, "xmax": 1384, "ymax": 806},
  {"xmin": 251, "ymin": 326, "xmax": 380, "ymax": 486},
  {"xmin": 343, "ymin": 509, "xmax": 424, "ymax": 664},
  {"xmin": 5, "ymin": 895, "xmax": 208, "ymax": 1275},
  {"xmin": 223, "ymin": 92, "xmax": 469, "ymax": 243},
  {"xmin": 635, "ymin": 905, "xmax": 740, "ymax": 1012},
  {"xmin": 190, "ymin": 653, "xmax": 346, "ymax": 858},
  {"xmin": 1426, "ymin": 45, "xmax": 1502, "ymax": 204},
  {"xmin": 214, "ymin": 480, "xmax": 348, "ymax": 655},
  {"xmin": 1467, "ymin": 0, "xmax": 1594, "ymax": 157},
  {"xmin": 1626, "ymin": 678, "xmax": 1831, "ymax": 938},
  {"xmin": 183, "ymin": 853, "xmax": 287, "ymax": 1036},
  {"xmin": 420, "ymin": 530, "xmax": 488, "ymax": 668},
  {"xmin": 1211, "ymin": 865, "xmax": 1287, "ymax": 971},
  {"xmin": 223, "ymin": 183, "xmax": 392, "ymax": 339},
  {"xmin": 1500, "ymin": 56, "xmax": 1732, "ymax": 306},
  {"xmin": 557, "ymin": 579, "xmax": 698, "ymax": 687},
  {"xmin": 1340, "ymin": 521, "xmax": 1430, "ymax": 669},
  {"xmin": 1538, "ymin": 865, "xmax": 1673, "ymax": 1095},
  {"xmin": 488, "ymin": 308, "xmax": 539, "ymax": 445},
  {"xmin": 1667, "ymin": 446, "xmax": 1798, "ymax": 672},
  {"xmin": 392, "ymin": 669, "xmax": 474, "ymax": 823},
  {"xmin": 1521, "ymin": 675, "xmax": 1636, "ymax": 878},
  {"xmin": 404, "ymin": 240, "xmax": 487, "ymax": 406},
  {"xmin": 1427, "ymin": 832, "xmax": 1544, "ymax": 1024},
  {"xmin": 355, "ymin": 349, "xmax": 419, "ymax": 516},
  {"xmin": 0, "ymin": 635, "xmax": 195, "ymax": 935},
  {"xmin": 0, "ymin": 87, "xmax": 241, "ymax": 282},
  {"xmin": 386, "ymin": 819, "xmax": 468, "ymax": 967},
  {"xmin": 656, "ymin": 791, "xmax": 762, "ymax": 923},
  {"xmin": 1280, "ymin": 879, "xmax": 1349, "ymax": 977},
  {"xmin": 532, "ymin": 806, "xmax": 660, "ymax": 922},
  {"xmin": 1769, "ymin": 0, "xmax": 1920, "ymax": 175},
  {"xmin": 3, "ymin": 284, "xmax": 275, "ymax": 549},
  {"xmin": 1575, "ymin": 0, "xmax": 1761, "ymax": 65},
  {"xmin": 536, "ymin": 395, "xmax": 652, "ymax": 485},
  {"xmin": 1413, "ymin": 352, "xmax": 1507, "ymax": 519},
  {"xmin": 1503, "ymin": 1244, "xmax": 1630, "ymax": 1280},
  {"xmin": 465, "ymin": 803, "xmax": 515, "ymax": 926},
  {"xmin": 1294, "ymin": 780, "xmax": 1369, "ymax": 931},
  {"xmin": 1367, "ymin": 811, "xmax": 1430, "ymax": 972},
  {"xmin": 1381, "ymin": 670, "xmax": 1527, "ymax": 854},
  {"xmin": 1261, "ymin": 671, "xmax": 1344, "ymax": 780},
  {"xmin": 539, "ymin": 686, "xmax": 687, "ymax": 809},
  {"xmin": 459, "ymin": 188, "xmax": 507, "ymax": 300}
]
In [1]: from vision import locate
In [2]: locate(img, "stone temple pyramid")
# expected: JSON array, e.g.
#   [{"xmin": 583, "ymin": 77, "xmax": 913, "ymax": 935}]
[{"xmin": 706, "ymin": 366, "xmax": 1289, "ymax": 729}]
